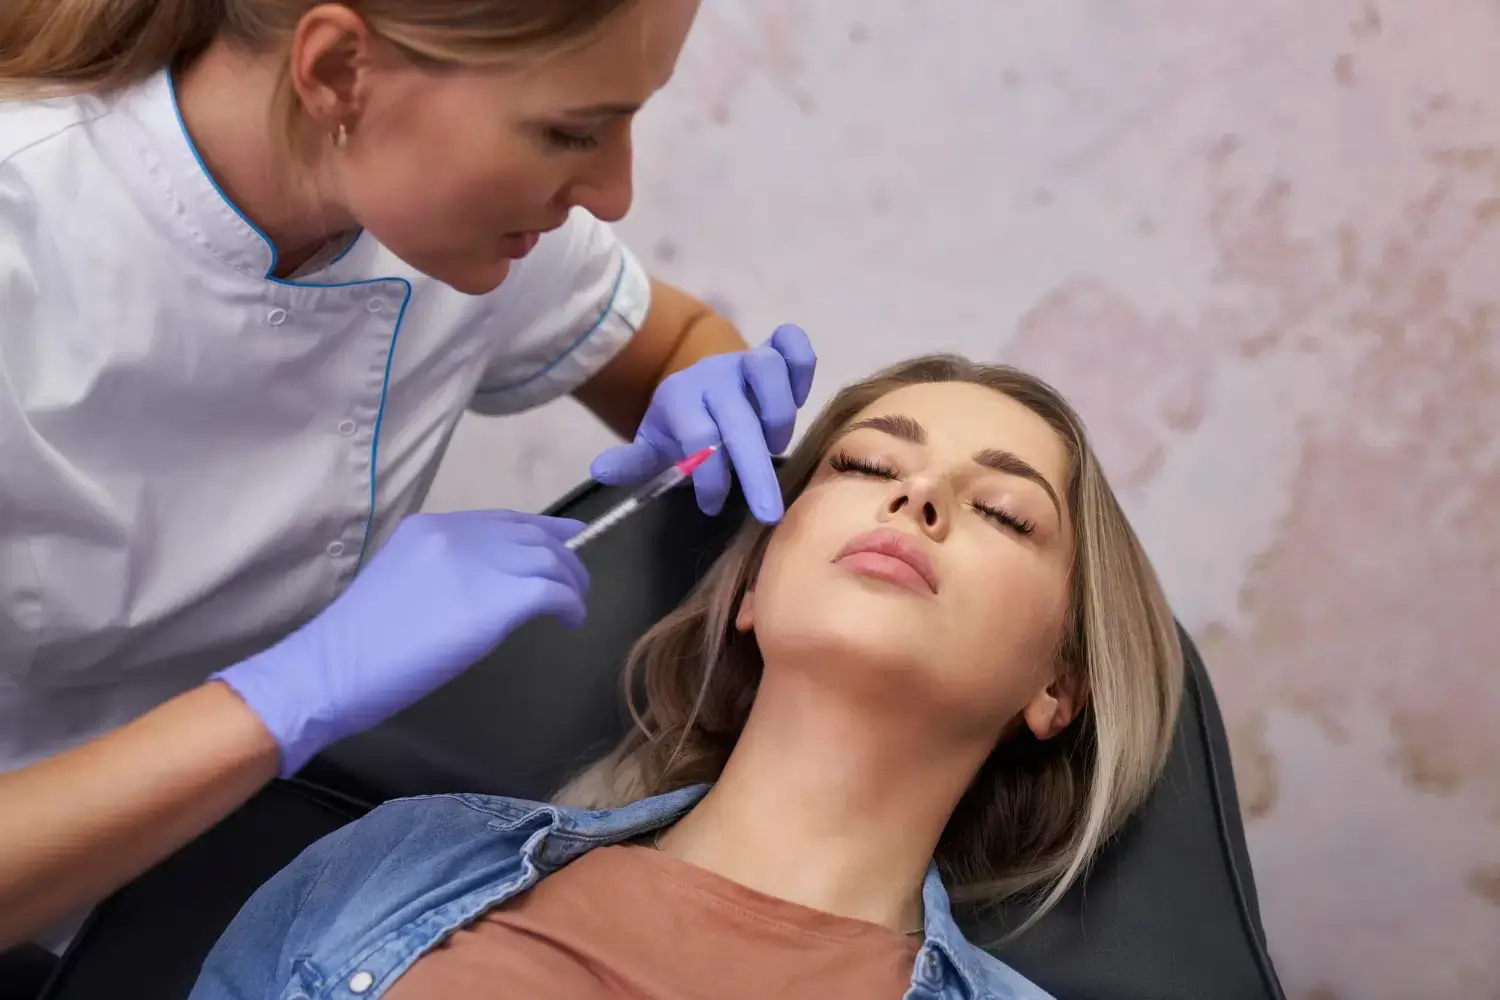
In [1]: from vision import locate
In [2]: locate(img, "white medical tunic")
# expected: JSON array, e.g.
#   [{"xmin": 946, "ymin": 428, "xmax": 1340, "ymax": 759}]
[{"xmin": 0, "ymin": 70, "xmax": 651, "ymax": 773}]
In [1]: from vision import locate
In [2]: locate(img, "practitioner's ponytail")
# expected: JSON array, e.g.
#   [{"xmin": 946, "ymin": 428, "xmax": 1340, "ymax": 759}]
[{"xmin": 0, "ymin": 0, "xmax": 224, "ymax": 97}]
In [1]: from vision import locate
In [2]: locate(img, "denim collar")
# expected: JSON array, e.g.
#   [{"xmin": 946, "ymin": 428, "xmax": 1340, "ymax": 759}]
[{"xmin": 465, "ymin": 783, "xmax": 1012, "ymax": 999}]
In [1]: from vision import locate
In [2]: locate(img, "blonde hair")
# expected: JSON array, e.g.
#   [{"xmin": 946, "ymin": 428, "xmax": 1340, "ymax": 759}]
[
  {"xmin": 0, "ymin": 0, "xmax": 636, "ymax": 147},
  {"xmin": 559, "ymin": 355, "xmax": 1185, "ymax": 930}
]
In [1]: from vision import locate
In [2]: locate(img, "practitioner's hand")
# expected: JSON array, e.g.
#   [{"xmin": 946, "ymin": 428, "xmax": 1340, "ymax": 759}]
[
  {"xmin": 589, "ymin": 324, "xmax": 817, "ymax": 524},
  {"xmin": 214, "ymin": 510, "xmax": 590, "ymax": 776}
]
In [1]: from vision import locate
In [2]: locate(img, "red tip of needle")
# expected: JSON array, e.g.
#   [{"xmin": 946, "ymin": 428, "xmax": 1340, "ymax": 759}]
[{"xmin": 673, "ymin": 445, "xmax": 718, "ymax": 476}]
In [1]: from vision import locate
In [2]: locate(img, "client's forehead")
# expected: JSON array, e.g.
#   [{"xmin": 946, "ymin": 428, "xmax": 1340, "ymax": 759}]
[{"xmin": 847, "ymin": 382, "xmax": 1070, "ymax": 489}]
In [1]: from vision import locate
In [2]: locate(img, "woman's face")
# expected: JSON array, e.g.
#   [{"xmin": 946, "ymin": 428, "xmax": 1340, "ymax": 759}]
[
  {"xmin": 303, "ymin": 0, "xmax": 699, "ymax": 294},
  {"xmin": 738, "ymin": 381, "xmax": 1080, "ymax": 740}
]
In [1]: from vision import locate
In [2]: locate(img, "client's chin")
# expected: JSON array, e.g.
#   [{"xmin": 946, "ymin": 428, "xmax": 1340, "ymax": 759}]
[{"xmin": 756, "ymin": 610, "xmax": 940, "ymax": 686}]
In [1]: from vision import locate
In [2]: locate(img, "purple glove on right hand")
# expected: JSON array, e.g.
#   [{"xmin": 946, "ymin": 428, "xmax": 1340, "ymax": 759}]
[
  {"xmin": 215, "ymin": 510, "xmax": 589, "ymax": 777},
  {"xmin": 589, "ymin": 325, "xmax": 817, "ymax": 524}
]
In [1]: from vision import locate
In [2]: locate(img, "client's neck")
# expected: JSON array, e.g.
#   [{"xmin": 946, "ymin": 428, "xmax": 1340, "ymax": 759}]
[{"xmin": 658, "ymin": 665, "xmax": 990, "ymax": 934}]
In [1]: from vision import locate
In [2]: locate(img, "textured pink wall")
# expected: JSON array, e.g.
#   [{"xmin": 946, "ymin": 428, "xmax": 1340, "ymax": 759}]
[{"xmin": 429, "ymin": 2, "xmax": 1500, "ymax": 995}]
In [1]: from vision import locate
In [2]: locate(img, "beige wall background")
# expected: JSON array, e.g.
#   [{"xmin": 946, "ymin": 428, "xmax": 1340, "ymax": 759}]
[{"xmin": 425, "ymin": 2, "xmax": 1500, "ymax": 997}]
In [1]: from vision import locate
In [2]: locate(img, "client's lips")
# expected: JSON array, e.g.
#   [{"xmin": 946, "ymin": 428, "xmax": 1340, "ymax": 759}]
[{"xmin": 834, "ymin": 528, "xmax": 940, "ymax": 594}]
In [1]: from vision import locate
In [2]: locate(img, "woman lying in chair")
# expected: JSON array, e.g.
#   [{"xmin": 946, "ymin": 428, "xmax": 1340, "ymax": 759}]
[{"xmin": 189, "ymin": 355, "xmax": 1184, "ymax": 1000}]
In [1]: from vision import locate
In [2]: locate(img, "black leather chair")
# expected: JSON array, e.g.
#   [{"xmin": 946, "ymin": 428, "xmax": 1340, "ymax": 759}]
[{"xmin": 37, "ymin": 477, "xmax": 1286, "ymax": 1000}]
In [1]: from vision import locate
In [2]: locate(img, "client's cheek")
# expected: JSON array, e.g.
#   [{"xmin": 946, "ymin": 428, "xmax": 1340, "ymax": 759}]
[
  {"xmin": 758, "ymin": 507, "xmax": 830, "ymax": 566},
  {"xmin": 971, "ymin": 573, "xmax": 1062, "ymax": 642}
]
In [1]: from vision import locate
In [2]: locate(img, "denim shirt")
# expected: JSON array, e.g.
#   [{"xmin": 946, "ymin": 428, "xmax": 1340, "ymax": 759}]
[{"xmin": 189, "ymin": 785, "xmax": 1056, "ymax": 1000}]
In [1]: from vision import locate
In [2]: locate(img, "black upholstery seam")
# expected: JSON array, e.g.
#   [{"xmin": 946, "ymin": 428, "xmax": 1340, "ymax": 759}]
[
  {"xmin": 284, "ymin": 778, "xmax": 375, "ymax": 821},
  {"xmin": 544, "ymin": 479, "xmax": 604, "ymax": 518},
  {"xmin": 1188, "ymin": 656, "xmax": 1289, "ymax": 1000}
]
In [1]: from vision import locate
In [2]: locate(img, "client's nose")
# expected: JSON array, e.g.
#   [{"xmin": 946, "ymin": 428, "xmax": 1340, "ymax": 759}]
[{"xmin": 886, "ymin": 478, "xmax": 950, "ymax": 538}]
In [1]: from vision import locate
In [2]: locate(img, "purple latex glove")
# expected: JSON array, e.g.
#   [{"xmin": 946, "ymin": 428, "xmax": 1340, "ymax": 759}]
[
  {"xmin": 590, "ymin": 324, "xmax": 817, "ymax": 523},
  {"xmin": 214, "ymin": 510, "xmax": 589, "ymax": 777}
]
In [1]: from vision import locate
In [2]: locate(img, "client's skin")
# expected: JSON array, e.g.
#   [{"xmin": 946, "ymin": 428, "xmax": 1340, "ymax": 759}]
[{"xmin": 655, "ymin": 380, "xmax": 1078, "ymax": 933}]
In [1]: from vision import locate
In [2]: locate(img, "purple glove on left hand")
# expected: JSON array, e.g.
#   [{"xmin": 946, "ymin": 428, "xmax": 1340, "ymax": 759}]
[
  {"xmin": 214, "ymin": 510, "xmax": 590, "ymax": 777},
  {"xmin": 590, "ymin": 324, "xmax": 817, "ymax": 524}
]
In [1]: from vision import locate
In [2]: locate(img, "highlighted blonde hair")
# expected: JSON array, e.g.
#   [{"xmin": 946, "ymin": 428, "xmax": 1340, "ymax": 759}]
[
  {"xmin": 559, "ymin": 355, "xmax": 1185, "ymax": 928},
  {"xmin": 0, "ymin": 0, "xmax": 636, "ymax": 146}
]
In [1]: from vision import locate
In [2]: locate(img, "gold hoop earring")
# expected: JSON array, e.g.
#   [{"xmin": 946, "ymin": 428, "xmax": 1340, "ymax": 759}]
[{"xmin": 332, "ymin": 123, "xmax": 349, "ymax": 150}]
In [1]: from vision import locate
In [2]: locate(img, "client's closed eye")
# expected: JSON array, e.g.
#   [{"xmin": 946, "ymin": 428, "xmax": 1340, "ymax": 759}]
[
  {"xmin": 830, "ymin": 451, "xmax": 1035, "ymax": 536},
  {"xmin": 829, "ymin": 451, "xmax": 897, "ymax": 479},
  {"xmin": 971, "ymin": 501, "xmax": 1035, "ymax": 536}
]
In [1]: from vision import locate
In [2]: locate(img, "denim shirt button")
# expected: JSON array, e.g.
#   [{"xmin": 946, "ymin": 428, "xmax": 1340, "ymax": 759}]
[
  {"xmin": 348, "ymin": 970, "xmax": 375, "ymax": 994},
  {"xmin": 921, "ymin": 948, "xmax": 942, "ymax": 980}
]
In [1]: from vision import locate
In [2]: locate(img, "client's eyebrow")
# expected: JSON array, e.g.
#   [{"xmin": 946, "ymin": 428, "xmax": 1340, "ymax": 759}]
[{"xmin": 844, "ymin": 414, "xmax": 1063, "ymax": 518}]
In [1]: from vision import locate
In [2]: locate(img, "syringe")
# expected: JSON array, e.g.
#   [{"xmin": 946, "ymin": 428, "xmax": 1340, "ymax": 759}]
[{"xmin": 565, "ymin": 446, "xmax": 719, "ymax": 551}]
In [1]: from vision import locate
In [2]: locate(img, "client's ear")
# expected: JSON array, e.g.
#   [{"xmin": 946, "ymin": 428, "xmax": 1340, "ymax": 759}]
[
  {"xmin": 1021, "ymin": 667, "xmax": 1083, "ymax": 742},
  {"xmin": 734, "ymin": 589, "xmax": 756, "ymax": 632}
]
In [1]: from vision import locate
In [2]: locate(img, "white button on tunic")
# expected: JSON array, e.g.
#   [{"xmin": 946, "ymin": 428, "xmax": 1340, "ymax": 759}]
[{"xmin": 0, "ymin": 70, "xmax": 651, "ymax": 772}]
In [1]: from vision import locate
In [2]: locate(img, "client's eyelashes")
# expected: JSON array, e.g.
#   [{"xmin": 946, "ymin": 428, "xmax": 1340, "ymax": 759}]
[
  {"xmin": 830, "ymin": 451, "xmax": 1036, "ymax": 536},
  {"xmin": 828, "ymin": 451, "xmax": 898, "ymax": 479},
  {"xmin": 971, "ymin": 501, "xmax": 1035, "ymax": 537}
]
